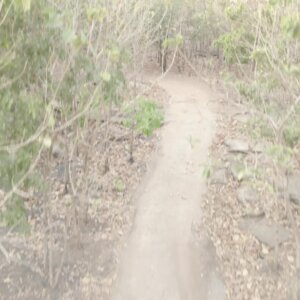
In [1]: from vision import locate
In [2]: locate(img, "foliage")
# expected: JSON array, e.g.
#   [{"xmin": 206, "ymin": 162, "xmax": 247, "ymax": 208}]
[
  {"xmin": 124, "ymin": 98, "xmax": 164, "ymax": 137},
  {"xmin": 208, "ymin": 0, "xmax": 300, "ymax": 158},
  {"xmin": 0, "ymin": 0, "xmax": 299, "ymax": 238},
  {"xmin": 202, "ymin": 165, "xmax": 212, "ymax": 179},
  {"xmin": 214, "ymin": 27, "xmax": 253, "ymax": 64},
  {"xmin": 135, "ymin": 99, "xmax": 164, "ymax": 136},
  {"xmin": 0, "ymin": 0, "xmax": 165, "ymax": 230},
  {"xmin": 162, "ymin": 34, "xmax": 184, "ymax": 49},
  {"xmin": 243, "ymin": 116, "xmax": 275, "ymax": 141},
  {"xmin": 231, "ymin": 162, "xmax": 261, "ymax": 182}
]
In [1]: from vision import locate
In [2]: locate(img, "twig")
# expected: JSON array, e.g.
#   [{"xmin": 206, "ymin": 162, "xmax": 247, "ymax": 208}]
[
  {"xmin": 53, "ymin": 85, "xmax": 101, "ymax": 133},
  {"xmin": 53, "ymin": 223, "xmax": 67, "ymax": 288},
  {"xmin": 0, "ymin": 0, "xmax": 13, "ymax": 26},
  {"xmin": 178, "ymin": 49, "xmax": 200, "ymax": 77},
  {"xmin": 0, "ymin": 241, "xmax": 10, "ymax": 263}
]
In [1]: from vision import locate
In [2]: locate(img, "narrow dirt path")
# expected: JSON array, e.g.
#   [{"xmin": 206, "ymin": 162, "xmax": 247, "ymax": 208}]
[{"xmin": 111, "ymin": 73, "xmax": 225, "ymax": 300}]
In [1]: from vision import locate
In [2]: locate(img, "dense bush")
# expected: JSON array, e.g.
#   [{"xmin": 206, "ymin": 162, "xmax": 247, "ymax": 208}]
[
  {"xmin": 0, "ymin": 0, "xmax": 166, "ymax": 226},
  {"xmin": 209, "ymin": 1, "xmax": 300, "ymax": 152}
]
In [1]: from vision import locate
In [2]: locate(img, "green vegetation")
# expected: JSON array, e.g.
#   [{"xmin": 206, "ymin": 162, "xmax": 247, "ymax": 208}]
[
  {"xmin": 0, "ymin": 0, "xmax": 168, "ymax": 229},
  {"xmin": 0, "ymin": 1, "xmax": 299, "ymax": 286},
  {"xmin": 124, "ymin": 98, "xmax": 164, "ymax": 137},
  {"xmin": 134, "ymin": 99, "xmax": 164, "ymax": 137},
  {"xmin": 197, "ymin": 0, "xmax": 300, "ymax": 175},
  {"xmin": 114, "ymin": 178, "xmax": 126, "ymax": 194},
  {"xmin": 0, "ymin": 0, "xmax": 299, "ymax": 231}
]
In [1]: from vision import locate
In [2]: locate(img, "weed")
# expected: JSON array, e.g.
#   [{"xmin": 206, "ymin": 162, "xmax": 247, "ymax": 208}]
[
  {"xmin": 124, "ymin": 97, "xmax": 164, "ymax": 137},
  {"xmin": 231, "ymin": 162, "xmax": 261, "ymax": 182},
  {"xmin": 114, "ymin": 178, "xmax": 126, "ymax": 193},
  {"xmin": 202, "ymin": 164, "xmax": 212, "ymax": 179},
  {"xmin": 242, "ymin": 116, "xmax": 275, "ymax": 140},
  {"xmin": 283, "ymin": 120, "xmax": 300, "ymax": 148}
]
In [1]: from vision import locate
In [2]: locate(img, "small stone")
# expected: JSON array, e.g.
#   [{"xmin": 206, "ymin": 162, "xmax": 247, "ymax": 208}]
[
  {"xmin": 260, "ymin": 258, "xmax": 283, "ymax": 276},
  {"xmin": 288, "ymin": 171, "xmax": 300, "ymax": 205},
  {"xmin": 224, "ymin": 138, "xmax": 249, "ymax": 153},
  {"xmin": 237, "ymin": 185, "xmax": 259, "ymax": 204},
  {"xmin": 52, "ymin": 142, "xmax": 64, "ymax": 158},
  {"xmin": 210, "ymin": 168, "xmax": 227, "ymax": 185}
]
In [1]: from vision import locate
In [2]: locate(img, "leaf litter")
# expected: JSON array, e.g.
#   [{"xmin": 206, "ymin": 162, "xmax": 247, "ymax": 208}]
[{"xmin": 202, "ymin": 99, "xmax": 300, "ymax": 299}]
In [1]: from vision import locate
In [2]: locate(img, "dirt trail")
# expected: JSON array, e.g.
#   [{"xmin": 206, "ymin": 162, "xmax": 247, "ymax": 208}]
[{"xmin": 111, "ymin": 73, "xmax": 225, "ymax": 300}]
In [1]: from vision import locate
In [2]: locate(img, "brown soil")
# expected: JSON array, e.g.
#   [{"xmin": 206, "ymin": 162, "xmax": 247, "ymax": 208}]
[{"xmin": 110, "ymin": 71, "xmax": 225, "ymax": 300}]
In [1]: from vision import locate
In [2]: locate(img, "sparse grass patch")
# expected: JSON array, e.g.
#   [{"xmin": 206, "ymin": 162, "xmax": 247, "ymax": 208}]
[{"xmin": 242, "ymin": 116, "xmax": 275, "ymax": 141}]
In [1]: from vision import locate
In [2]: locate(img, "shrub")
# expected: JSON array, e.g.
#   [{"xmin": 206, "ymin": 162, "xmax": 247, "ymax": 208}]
[{"xmin": 124, "ymin": 98, "xmax": 164, "ymax": 137}]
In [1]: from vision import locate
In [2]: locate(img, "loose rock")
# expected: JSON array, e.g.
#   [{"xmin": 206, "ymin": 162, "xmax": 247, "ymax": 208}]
[
  {"xmin": 52, "ymin": 142, "xmax": 64, "ymax": 158},
  {"xmin": 224, "ymin": 138, "xmax": 249, "ymax": 153},
  {"xmin": 288, "ymin": 171, "xmax": 300, "ymax": 205},
  {"xmin": 237, "ymin": 185, "xmax": 259, "ymax": 204},
  {"xmin": 239, "ymin": 219, "xmax": 289, "ymax": 248}
]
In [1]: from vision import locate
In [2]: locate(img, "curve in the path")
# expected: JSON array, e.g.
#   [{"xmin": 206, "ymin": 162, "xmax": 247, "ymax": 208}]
[{"xmin": 111, "ymin": 73, "xmax": 225, "ymax": 300}]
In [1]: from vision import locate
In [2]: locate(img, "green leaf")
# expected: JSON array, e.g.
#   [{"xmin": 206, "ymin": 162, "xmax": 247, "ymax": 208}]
[{"xmin": 202, "ymin": 165, "xmax": 212, "ymax": 179}]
